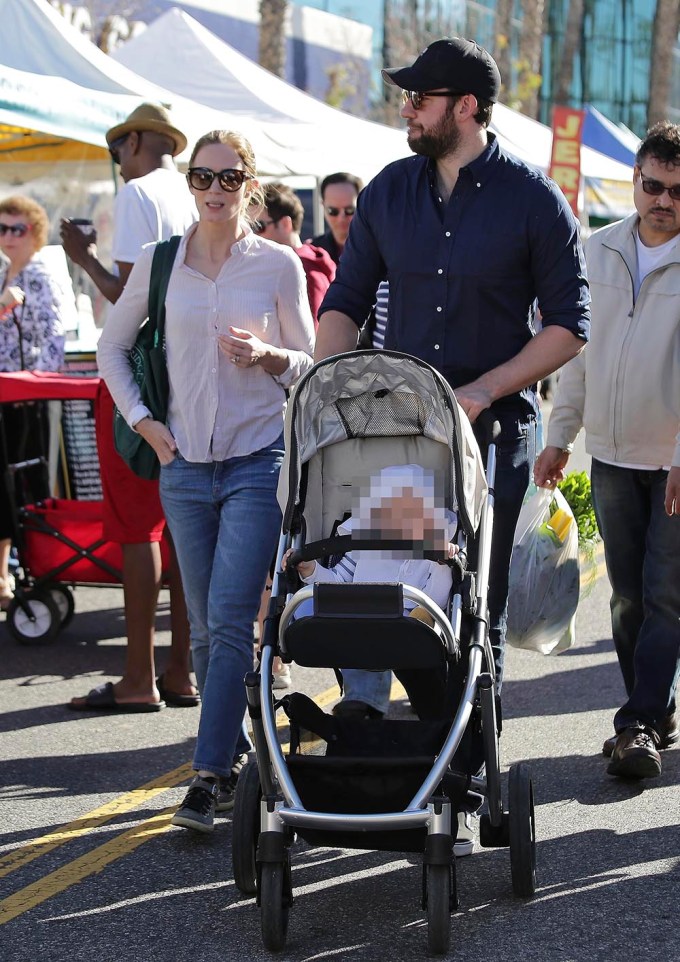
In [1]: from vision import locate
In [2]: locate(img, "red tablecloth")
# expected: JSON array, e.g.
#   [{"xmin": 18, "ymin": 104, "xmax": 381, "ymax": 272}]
[{"xmin": 0, "ymin": 371, "xmax": 100, "ymax": 404}]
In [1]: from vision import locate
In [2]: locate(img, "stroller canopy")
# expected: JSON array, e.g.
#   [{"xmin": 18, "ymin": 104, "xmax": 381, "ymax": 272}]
[{"xmin": 278, "ymin": 351, "xmax": 487, "ymax": 537}]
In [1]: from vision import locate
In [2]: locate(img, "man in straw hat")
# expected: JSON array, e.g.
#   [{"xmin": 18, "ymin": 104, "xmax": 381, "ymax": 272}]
[{"xmin": 62, "ymin": 104, "xmax": 198, "ymax": 713}]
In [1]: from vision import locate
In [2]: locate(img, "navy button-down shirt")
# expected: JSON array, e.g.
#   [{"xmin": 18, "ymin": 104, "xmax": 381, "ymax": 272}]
[{"xmin": 319, "ymin": 134, "xmax": 590, "ymax": 419}]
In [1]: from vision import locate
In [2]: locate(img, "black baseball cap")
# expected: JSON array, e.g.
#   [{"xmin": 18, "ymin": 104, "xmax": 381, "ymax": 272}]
[{"xmin": 382, "ymin": 38, "xmax": 501, "ymax": 103}]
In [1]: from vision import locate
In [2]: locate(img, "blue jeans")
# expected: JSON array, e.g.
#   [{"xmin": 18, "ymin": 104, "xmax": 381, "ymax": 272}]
[
  {"xmin": 342, "ymin": 414, "xmax": 536, "ymax": 714},
  {"xmin": 160, "ymin": 435, "xmax": 284, "ymax": 776},
  {"xmin": 591, "ymin": 459, "xmax": 680, "ymax": 735}
]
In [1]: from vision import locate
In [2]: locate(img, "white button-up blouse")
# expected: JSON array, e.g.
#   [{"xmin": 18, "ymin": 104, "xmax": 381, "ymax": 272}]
[{"xmin": 97, "ymin": 225, "xmax": 315, "ymax": 463}]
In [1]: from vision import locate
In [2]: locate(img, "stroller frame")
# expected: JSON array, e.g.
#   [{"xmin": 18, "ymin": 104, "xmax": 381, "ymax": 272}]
[{"xmin": 237, "ymin": 352, "xmax": 536, "ymax": 953}]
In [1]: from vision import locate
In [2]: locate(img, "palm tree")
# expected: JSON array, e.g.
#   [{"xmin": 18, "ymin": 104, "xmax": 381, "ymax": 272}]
[
  {"xmin": 648, "ymin": 0, "xmax": 680, "ymax": 128},
  {"xmin": 517, "ymin": 0, "xmax": 545, "ymax": 119},
  {"xmin": 259, "ymin": 0, "xmax": 288, "ymax": 78},
  {"xmin": 494, "ymin": 0, "xmax": 514, "ymax": 100},
  {"xmin": 554, "ymin": 0, "xmax": 585, "ymax": 106}
]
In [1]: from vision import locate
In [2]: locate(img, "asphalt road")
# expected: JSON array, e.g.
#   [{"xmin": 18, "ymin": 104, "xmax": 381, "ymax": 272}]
[{"xmin": 1, "ymin": 535, "xmax": 678, "ymax": 962}]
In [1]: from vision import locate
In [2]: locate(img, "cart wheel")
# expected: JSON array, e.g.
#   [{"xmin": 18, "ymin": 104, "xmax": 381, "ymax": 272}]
[
  {"xmin": 48, "ymin": 586, "xmax": 75, "ymax": 630},
  {"xmin": 508, "ymin": 762, "xmax": 537, "ymax": 897},
  {"xmin": 232, "ymin": 760, "xmax": 261, "ymax": 895},
  {"xmin": 6, "ymin": 592, "xmax": 61, "ymax": 645},
  {"xmin": 260, "ymin": 861, "xmax": 290, "ymax": 952},
  {"xmin": 425, "ymin": 864, "xmax": 451, "ymax": 955}
]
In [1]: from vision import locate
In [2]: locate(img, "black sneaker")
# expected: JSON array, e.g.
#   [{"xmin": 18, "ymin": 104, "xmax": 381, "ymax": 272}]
[
  {"xmin": 217, "ymin": 754, "xmax": 248, "ymax": 812},
  {"xmin": 171, "ymin": 776, "xmax": 218, "ymax": 832}
]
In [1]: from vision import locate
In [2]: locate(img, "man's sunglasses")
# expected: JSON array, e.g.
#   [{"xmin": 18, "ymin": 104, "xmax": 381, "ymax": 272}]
[
  {"xmin": 253, "ymin": 217, "xmax": 280, "ymax": 233},
  {"xmin": 325, "ymin": 205, "xmax": 356, "ymax": 217},
  {"xmin": 187, "ymin": 168, "xmax": 252, "ymax": 192},
  {"xmin": 401, "ymin": 89, "xmax": 462, "ymax": 110},
  {"xmin": 108, "ymin": 133, "xmax": 130, "ymax": 165},
  {"xmin": 0, "ymin": 223, "xmax": 32, "ymax": 238},
  {"xmin": 638, "ymin": 171, "xmax": 680, "ymax": 201}
]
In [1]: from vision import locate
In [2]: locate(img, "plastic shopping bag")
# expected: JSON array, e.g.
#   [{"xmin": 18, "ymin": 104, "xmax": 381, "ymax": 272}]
[{"xmin": 506, "ymin": 486, "xmax": 580, "ymax": 655}]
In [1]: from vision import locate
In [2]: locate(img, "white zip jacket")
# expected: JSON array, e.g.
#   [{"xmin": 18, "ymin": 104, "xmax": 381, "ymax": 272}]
[{"xmin": 547, "ymin": 212, "xmax": 680, "ymax": 468}]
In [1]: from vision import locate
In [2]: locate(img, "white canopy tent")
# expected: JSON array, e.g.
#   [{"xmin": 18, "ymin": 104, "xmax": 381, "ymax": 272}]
[
  {"xmin": 113, "ymin": 7, "xmax": 634, "ymax": 218},
  {"xmin": 0, "ymin": 0, "xmax": 301, "ymax": 176},
  {"xmin": 113, "ymin": 7, "xmax": 412, "ymax": 184}
]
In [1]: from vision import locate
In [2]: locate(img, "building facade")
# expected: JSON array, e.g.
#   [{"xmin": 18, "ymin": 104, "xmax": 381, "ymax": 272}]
[{"xmin": 294, "ymin": 0, "xmax": 680, "ymax": 136}]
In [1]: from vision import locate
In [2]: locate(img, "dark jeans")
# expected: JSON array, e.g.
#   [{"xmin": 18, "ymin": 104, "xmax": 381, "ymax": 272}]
[{"xmin": 591, "ymin": 459, "xmax": 680, "ymax": 735}]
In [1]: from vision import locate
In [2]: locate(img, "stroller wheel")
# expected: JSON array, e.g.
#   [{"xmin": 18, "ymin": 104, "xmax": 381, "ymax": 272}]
[
  {"xmin": 48, "ymin": 585, "xmax": 75, "ymax": 630},
  {"xmin": 232, "ymin": 760, "xmax": 261, "ymax": 895},
  {"xmin": 425, "ymin": 864, "xmax": 451, "ymax": 955},
  {"xmin": 6, "ymin": 591, "xmax": 61, "ymax": 645},
  {"xmin": 508, "ymin": 762, "xmax": 537, "ymax": 897},
  {"xmin": 259, "ymin": 860, "xmax": 290, "ymax": 952}
]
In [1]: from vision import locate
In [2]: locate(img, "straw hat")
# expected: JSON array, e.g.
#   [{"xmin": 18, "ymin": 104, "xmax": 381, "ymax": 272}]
[{"xmin": 106, "ymin": 103, "xmax": 187, "ymax": 156}]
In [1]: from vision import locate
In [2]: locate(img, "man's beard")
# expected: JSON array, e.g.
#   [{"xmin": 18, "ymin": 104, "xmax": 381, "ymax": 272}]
[{"xmin": 407, "ymin": 104, "xmax": 461, "ymax": 159}]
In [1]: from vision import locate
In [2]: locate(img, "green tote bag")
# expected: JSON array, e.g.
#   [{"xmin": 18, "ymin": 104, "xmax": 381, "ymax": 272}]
[{"xmin": 112, "ymin": 235, "xmax": 181, "ymax": 481}]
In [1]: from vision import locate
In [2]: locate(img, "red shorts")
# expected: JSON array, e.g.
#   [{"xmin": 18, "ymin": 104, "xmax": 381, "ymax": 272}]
[{"xmin": 95, "ymin": 381, "xmax": 166, "ymax": 544}]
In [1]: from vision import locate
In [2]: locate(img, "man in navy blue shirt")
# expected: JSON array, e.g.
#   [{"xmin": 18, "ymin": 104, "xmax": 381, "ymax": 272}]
[{"xmin": 316, "ymin": 38, "xmax": 590, "ymax": 720}]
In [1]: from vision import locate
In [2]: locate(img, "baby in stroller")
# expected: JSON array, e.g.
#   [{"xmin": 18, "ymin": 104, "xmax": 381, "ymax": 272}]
[{"xmin": 283, "ymin": 462, "xmax": 461, "ymax": 722}]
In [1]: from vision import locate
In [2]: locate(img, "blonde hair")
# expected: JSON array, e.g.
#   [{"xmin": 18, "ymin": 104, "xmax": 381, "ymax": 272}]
[
  {"xmin": 189, "ymin": 130, "xmax": 264, "ymax": 224},
  {"xmin": 0, "ymin": 195, "xmax": 49, "ymax": 249}
]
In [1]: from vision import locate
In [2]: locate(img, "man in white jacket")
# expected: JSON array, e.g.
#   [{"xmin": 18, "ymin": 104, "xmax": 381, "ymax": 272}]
[{"xmin": 535, "ymin": 122, "xmax": 680, "ymax": 779}]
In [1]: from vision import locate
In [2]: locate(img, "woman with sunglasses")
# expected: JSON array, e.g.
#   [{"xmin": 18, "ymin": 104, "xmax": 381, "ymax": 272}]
[
  {"xmin": 97, "ymin": 130, "xmax": 314, "ymax": 832},
  {"xmin": 0, "ymin": 195, "xmax": 68, "ymax": 607}
]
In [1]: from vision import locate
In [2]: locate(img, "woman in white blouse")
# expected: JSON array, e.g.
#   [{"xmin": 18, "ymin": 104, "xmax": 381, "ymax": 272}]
[
  {"xmin": 98, "ymin": 130, "xmax": 314, "ymax": 832},
  {"xmin": 0, "ymin": 195, "xmax": 68, "ymax": 607}
]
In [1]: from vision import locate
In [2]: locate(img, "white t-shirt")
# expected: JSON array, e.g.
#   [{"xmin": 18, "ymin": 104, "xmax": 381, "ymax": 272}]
[
  {"xmin": 111, "ymin": 167, "xmax": 197, "ymax": 265},
  {"xmin": 634, "ymin": 230, "xmax": 677, "ymax": 298}
]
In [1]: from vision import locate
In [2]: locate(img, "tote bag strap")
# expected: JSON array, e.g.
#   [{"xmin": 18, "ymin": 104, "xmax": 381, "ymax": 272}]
[{"xmin": 147, "ymin": 234, "xmax": 181, "ymax": 344}]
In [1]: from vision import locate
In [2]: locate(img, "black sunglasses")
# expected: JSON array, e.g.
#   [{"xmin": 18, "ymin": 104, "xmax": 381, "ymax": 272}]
[
  {"xmin": 187, "ymin": 167, "xmax": 252, "ymax": 192},
  {"xmin": 253, "ymin": 217, "xmax": 280, "ymax": 233},
  {"xmin": 325, "ymin": 206, "xmax": 356, "ymax": 217},
  {"xmin": 639, "ymin": 171, "xmax": 680, "ymax": 201},
  {"xmin": 401, "ymin": 89, "xmax": 462, "ymax": 110},
  {"xmin": 0, "ymin": 223, "xmax": 31, "ymax": 237},
  {"xmin": 108, "ymin": 133, "xmax": 130, "ymax": 165}
]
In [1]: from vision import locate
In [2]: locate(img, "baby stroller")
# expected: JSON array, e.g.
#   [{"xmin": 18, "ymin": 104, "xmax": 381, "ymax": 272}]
[{"xmin": 233, "ymin": 350, "xmax": 537, "ymax": 954}]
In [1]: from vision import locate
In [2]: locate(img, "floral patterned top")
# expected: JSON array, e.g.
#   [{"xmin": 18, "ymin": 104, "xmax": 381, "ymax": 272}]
[{"xmin": 0, "ymin": 256, "xmax": 67, "ymax": 372}]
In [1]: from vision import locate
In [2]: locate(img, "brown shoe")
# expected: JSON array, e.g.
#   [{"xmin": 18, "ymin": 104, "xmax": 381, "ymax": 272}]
[
  {"xmin": 607, "ymin": 726, "xmax": 661, "ymax": 778},
  {"xmin": 603, "ymin": 710, "xmax": 679, "ymax": 757}
]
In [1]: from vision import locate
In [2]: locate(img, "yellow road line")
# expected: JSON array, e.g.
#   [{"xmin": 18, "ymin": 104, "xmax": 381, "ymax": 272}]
[
  {"xmin": 0, "ymin": 808, "xmax": 176, "ymax": 925},
  {"xmin": 0, "ymin": 763, "xmax": 194, "ymax": 880},
  {"xmin": 0, "ymin": 681, "xmax": 340, "ymax": 888}
]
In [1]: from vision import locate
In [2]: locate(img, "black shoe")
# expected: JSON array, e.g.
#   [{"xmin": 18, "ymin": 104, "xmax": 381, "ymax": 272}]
[
  {"xmin": 607, "ymin": 727, "xmax": 661, "ymax": 778},
  {"xmin": 216, "ymin": 754, "xmax": 248, "ymax": 812},
  {"xmin": 603, "ymin": 710, "xmax": 679, "ymax": 757},
  {"xmin": 171, "ymin": 776, "xmax": 218, "ymax": 832},
  {"xmin": 332, "ymin": 699, "xmax": 384, "ymax": 721}
]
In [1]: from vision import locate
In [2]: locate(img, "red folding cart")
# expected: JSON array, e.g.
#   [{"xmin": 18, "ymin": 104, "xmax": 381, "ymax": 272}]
[{"xmin": 0, "ymin": 371, "xmax": 124, "ymax": 644}]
